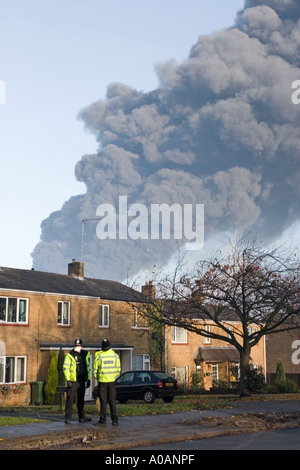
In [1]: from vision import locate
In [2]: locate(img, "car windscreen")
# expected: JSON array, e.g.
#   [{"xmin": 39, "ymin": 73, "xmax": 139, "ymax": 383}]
[
  {"xmin": 153, "ymin": 372, "xmax": 172, "ymax": 379},
  {"xmin": 116, "ymin": 372, "xmax": 135, "ymax": 383}
]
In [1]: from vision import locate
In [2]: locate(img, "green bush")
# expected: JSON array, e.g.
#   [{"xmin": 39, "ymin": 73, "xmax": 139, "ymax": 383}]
[
  {"xmin": 275, "ymin": 359, "xmax": 286, "ymax": 383},
  {"xmin": 210, "ymin": 380, "xmax": 233, "ymax": 394},
  {"xmin": 246, "ymin": 367, "xmax": 266, "ymax": 394},
  {"xmin": 269, "ymin": 379, "xmax": 298, "ymax": 394},
  {"xmin": 57, "ymin": 348, "xmax": 65, "ymax": 386},
  {"xmin": 268, "ymin": 359, "xmax": 298, "ymax": 394},
  {"xmin": 44, "ymin": 351, "xmax": 58, "ymax": 405}
]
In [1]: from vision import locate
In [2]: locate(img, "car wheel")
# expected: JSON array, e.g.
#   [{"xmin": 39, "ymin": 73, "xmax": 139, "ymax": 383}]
[
  {"xmin": 143, "ymin": 389, "xmax": 155, "ymax": 403},
  {"xmin": 162, "ymin": 396, "xmax": 174, "ymax": 403}
]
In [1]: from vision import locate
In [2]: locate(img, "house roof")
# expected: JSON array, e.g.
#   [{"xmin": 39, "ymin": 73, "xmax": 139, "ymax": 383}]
[
  {"xmin": 0, "ymin": 266, "xmax": 145, "ymax": 302},
  {"xmin": 163, "ymin": 298, "xmax": 240, "ymax": 322},
  {"xmin": 194, "ymin": 347, "xmax": 240, "ymax": 363}
]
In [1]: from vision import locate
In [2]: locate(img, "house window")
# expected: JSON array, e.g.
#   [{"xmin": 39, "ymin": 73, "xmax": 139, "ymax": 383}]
[
  {"xmin": 171, "ymin": 366, "xmax": 188, "ymax": 385},
  {"xmin": 0, "ymin": 297, "xmax": 28, "ymax": 324},
  {"xmin": 171, "ymin": 326, "xmax": 187, "ymax": 343},
  {"xmin": 248, "ymin": 326, "xmax": 257, "ymax": 335},
  {"xmin": 226, "ymin": 325, "xmax": 233, "ymax": 343},
  {"xmin": 0, "ymin": 356, "xmax": 26, "ymax": 384},
  {"xmin": 212, "ymin": 363, "xmax": 218, "ymax": 384},
  {"xmin": 57, "ymin": 301, "xmax": 70, "ymax": 326},
  {"xmin": 132, "ymin": 307, "xmax": 148, "ymax": 329},
  {"xmin": 204, "ymin": 325, "xmax": 211, "ymax": 343},
  {"xmin": 99, "ymin": 304, "xmax": 109, "ymax": 327},
  {"xmin": 132, "ymin": 354, "xmax": 150, "ymax": 370}
]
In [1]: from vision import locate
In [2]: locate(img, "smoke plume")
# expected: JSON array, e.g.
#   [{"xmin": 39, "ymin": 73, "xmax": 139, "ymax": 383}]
[{"xmin": 32, "ymin": 0, "xmax": 300, "ymax": 281}]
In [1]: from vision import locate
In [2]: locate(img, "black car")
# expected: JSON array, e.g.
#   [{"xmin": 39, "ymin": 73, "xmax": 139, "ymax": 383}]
[{"xmin": 115, "ymin": 370, "xmax": 179, "ymax": 404}]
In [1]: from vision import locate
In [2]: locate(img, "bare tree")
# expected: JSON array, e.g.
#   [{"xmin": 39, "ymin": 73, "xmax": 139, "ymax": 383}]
[{"xmin": 140, "ymin": 236, "xmax": 300, "ymax": 397}]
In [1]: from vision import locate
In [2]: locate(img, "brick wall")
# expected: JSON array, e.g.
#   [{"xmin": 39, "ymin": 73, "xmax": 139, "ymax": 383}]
[
  {"xmin": 0, "ymin": 289, "xmax": 149, "ymax": 406},
  {"xmin": 166, "ymin": 321, "xmax": 266, "ymax": 389},
  {"xmin": 266, "ymin": 329, "xmax": 300, "ymax": 385}
]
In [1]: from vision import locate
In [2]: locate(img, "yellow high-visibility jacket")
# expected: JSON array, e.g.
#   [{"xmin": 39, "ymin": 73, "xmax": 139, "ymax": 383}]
[
  {"xmin": 93, "ymin": 349, "xmax": 121, "ymax": 383},
  {"xmin": 63, "ymin": 350, "xmax": 91, "ymax": 382}
]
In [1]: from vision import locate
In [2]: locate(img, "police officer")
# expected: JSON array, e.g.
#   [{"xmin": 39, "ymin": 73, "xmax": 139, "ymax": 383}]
[
  {"xmin": 93, "ymin": 338, "xmax": 121, "ymax": 426},
  {"xmin": 63, "ymin": 338, "xmax": 91, "ymax": 423}
]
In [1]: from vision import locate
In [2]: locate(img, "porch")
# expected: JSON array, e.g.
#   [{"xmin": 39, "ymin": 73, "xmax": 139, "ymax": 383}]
[{"xmin": 194, "ymin": 347, "xmax": 240, "ymax": 390}]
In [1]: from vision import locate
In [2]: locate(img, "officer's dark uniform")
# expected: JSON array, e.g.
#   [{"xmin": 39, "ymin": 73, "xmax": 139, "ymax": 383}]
[{"xmin": 63, "ymin": 338, "xmax": 91, "ymax": 423}]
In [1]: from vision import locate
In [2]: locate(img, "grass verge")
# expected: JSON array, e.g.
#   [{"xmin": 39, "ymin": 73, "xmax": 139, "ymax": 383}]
[
  {"xmin": 0, "ymin": 416, "xmax": 49, "ymax": 426},
  {"xmin": 0, "ymin": 393, "xmax": 299, "ymax": 426}
]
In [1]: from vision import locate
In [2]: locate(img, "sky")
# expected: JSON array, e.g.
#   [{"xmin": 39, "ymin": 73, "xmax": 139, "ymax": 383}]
[
  {"xmin": 1, "ymin": 0, "xmax": 300, "ymax": 284},
  {"xmin": 0, "ymin": 0, "xmax": 245, "ymax": 273}
]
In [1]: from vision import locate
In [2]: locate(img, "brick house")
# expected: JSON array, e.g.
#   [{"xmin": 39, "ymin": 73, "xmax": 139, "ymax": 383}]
[
  {"xmin": 0, "ymin": 260, "xmax": 149, "ymax": 406},
  {"xmin": 266, "ymin": 329, "xmax": 300, "ymax": 386},
  {"xmin": 165, "ymin": 322, "xmax": 266, "ymax": 390},
  {"xmin": 139, "ymin": 282, "xmax": 266, "ymax": 391}
]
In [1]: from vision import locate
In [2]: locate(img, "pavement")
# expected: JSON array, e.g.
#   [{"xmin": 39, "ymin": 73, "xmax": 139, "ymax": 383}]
[{"xmin": 1, "ymin": 398, "xmax": 300, "ymax": 450}]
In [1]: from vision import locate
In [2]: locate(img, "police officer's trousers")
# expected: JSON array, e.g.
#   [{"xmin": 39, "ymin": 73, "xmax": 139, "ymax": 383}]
[
  {"xmin": 98, "ymin": 382, "xmax": 118, "ymax": 424},
  {"xmin": 65, "ymin": 376, "xmax": 86, "ymax": 420}
]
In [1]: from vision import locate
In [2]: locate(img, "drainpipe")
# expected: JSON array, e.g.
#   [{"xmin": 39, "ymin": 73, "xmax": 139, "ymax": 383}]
[
  {"xmin": 263, "ymin": 335, "xmax": 267, "ymax": 383},
  {"xmin": 164, "ymin": 325, "xmax": 168, "ymax": 372}
]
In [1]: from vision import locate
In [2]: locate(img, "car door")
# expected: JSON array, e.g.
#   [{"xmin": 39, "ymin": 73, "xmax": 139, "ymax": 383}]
[
  {"xmin": 115, "ymin": 371, "xmax": 135, "ymax": 401},
  {"xmin": 133, "ymin": 371, "xmax": 153, "ymax": 399}
]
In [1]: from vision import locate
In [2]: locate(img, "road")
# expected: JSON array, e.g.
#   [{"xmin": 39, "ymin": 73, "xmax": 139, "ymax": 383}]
[
  {"xmin": 139, "ymin": 426, "xmax": 300, "ymax": 450},
  {"xmin": 1, "ymin": 398, "xmax": 300, "ymax": 450}
]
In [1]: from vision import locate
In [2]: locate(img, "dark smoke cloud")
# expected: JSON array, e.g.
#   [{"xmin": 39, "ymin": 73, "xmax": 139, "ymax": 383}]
[{"xmin": 32, "ymin": 0, "xmax": 300, "ymax": 281}]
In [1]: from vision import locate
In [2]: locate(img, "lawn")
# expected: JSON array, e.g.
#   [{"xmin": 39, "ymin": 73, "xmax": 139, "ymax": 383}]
[
  {"xmin": 0, "ymin": 416, "xmax": 49, "ymax": 426},
  {"xmin": 0, "ymin": 393, "xmax": 299, "ymax": 426},
  {"xmin": 0, "ymin": 394, "xmax": 234, "ymax": 426}
]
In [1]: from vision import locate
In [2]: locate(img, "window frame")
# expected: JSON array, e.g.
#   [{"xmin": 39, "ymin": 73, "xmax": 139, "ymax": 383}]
[
  {"xmin": 171, "ymin": 326, "xmax": 187, "ymax": 343},
  {"xmin": 0, "ymin": 356, "xmax": 27, "ymax": 384},
  {"xmin": 204, "ymin": 324, "xmax": 211, "ymax": 344},
  {"xmin": 171, "ymin": 366, "xmax": 188, "ymax": 385},
  {"xmin": 0, "ymin": 297, "xmax": 28, "ymax": 324},
  {"xmin": 132, "ymin": 307, "xmax": 149, "ymax": 330},
  {"xmin": 132, "ymin": 354, "xmax": 150, "ymax": 370},
  {"xmin": 57, "ymin": 301, "xmax": 70, "ymax": 326},
  {"xmin": 247, "ymin": 326, "xmax": 257, "ymax": 336},
  {"xmin": 211, "ymin": 363, "xmax": 218, "ymax": 384},
  {"xmin": 99, "ymin": 304, "xmax": 110, "ymax": 328}
]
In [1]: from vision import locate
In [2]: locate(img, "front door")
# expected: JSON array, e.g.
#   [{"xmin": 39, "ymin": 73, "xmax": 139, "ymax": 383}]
[{"xmin": 84, "ymin": 353, "xmax": 93, "ymax": 401}]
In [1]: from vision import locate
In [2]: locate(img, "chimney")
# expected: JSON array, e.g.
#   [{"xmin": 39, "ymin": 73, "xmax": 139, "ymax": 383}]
[
  {"xmin": 68, "ymin": 259, "xmax": 84, "ymax": 280},
  {"xmin": 141, "ymin": 280, "xmax": 155, "ymax": 299}
]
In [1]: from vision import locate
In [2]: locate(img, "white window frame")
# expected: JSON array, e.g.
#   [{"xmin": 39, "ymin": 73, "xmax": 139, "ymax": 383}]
[
  {"xmin": 132, "ymin": 307, "xmax": 148, "ymax": 330},
  {"xmin": 57, "ymin": 301, "xmax": 70, "ymax": 326},
  {"xmin": 212, "ymin": 363, "xmax": 218, "ymax": 384},
  {"xmin": 171, "ymin": 366, "xmax": 188, "ymax": 385},
  {"xmin": 204, "ymin": 324, "xmax": 211, "ymax": 343},
  {"xmin": 0, "ymin": 356, "xmax": 27, "ymax": 384},
  {"xmin": 248, "ymin": 326, "xmax": 257, "ymax": 335},
  {"xmin": 132, "ymin": 354, "xmax": 150, "ymax": 370},
  {"xmin": 226, "ymin": 325, "xmax": 233, "ymax": 343},
  {"xmin": 171, "ymin": 326, "xmax": 187, "ymax": 343},
  {"xmin": 99, "ymin": 304, "xmax": 110, "ymax": 328},
  {"xmin": 0, "ymin": 297, "xmax": 28, "ymax": 324}
]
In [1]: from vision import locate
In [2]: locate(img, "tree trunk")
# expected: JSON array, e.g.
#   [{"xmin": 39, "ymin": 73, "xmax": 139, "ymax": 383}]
[{"xmin": 239, "ymin": 346, "xmax": 251, "ymax": 397}]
